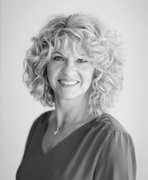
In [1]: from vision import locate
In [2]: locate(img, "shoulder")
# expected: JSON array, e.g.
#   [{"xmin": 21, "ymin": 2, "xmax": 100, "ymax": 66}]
[
  {"xmin": 90, "ymin": 113, "xmax": 135, "ymax": 149},
  {"xmin": 92, "ymin": 113, "xmax": 136, "ymax": 161},
  {"xmin": 23, "ymin": 111, "xmax": 52, "ymax": 154},
  {"xmin": 26, "ymin": 111, "xmax": 52, "ymax": 142},
  {"xmin": 93, "ymin": 113, "xmax": 129, "ymax": 135},
  {"xmin": 93, "ymin": 114, "xmax": 137, "ymax": 180},
  {"xmin": 31, "ymin": 110, "xmax": 52, "ymax": 127}
]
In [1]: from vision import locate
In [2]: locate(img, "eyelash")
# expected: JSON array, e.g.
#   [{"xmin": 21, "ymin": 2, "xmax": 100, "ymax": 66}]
[
  {"xmin": 53, "ymin": 56, "xmax": 63, "ymax": 61},
  {"xmin": 77, "ymin": 59, "xmax": 88, "ymax": 63},
  {"xmin": 53, "ymin": 56, "xmax": 88, "ymax": 63}
]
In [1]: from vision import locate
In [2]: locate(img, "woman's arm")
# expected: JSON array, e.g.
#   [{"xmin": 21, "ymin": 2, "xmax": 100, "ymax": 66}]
[{"xmin": 93, "ymin": 131, "xmax": 137, "ymax": 180}]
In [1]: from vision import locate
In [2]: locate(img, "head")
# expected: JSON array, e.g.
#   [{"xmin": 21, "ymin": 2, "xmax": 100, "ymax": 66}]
[
  {"xmin": 46, "ymin": 36, "xmax": 95, "ymax": 104},
  {"xmin": 23, "ymin": 13, "xmax": 125, "ymax": 115}
]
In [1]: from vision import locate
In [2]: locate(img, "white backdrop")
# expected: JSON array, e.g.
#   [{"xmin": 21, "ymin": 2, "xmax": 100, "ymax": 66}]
[{"xmin": 1, "ymin": 0, "xmax": 148, "ymax": 179}]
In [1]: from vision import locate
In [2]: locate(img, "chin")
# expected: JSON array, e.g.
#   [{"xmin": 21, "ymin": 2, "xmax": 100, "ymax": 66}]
[{"xmin": 58, "ymin": 92, "xmax": 86, "ymax": 100}]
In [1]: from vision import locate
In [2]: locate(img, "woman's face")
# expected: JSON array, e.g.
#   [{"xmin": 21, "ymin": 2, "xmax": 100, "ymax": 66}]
[{"xmin": 47, "ymin": 41, "xmax": 94, "ymax": 101}]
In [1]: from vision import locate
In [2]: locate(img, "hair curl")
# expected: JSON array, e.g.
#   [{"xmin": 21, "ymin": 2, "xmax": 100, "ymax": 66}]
[{"xmin": 23, "ymin": 13, "xmax": 125, "ymax": 115}]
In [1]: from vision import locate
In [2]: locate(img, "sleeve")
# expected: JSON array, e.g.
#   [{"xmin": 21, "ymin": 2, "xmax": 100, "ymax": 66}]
[{"xmin": 93, "ymin": 131, "xmax": 137, "ymax": 180}]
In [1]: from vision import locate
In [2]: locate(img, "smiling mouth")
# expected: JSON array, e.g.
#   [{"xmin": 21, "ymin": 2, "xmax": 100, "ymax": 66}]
[{"xmin": 58, "ymin": 80, "xmax": 79, "ymax": 86}]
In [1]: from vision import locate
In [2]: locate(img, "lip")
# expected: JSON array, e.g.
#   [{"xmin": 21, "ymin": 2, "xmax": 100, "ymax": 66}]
[
  {"xmin": 58, "ymin": 78, "xmax": 80, "ymax": 82},
  {"xmin": 58, "ymin": 79, "xmax": 80, "ymax": 87}
]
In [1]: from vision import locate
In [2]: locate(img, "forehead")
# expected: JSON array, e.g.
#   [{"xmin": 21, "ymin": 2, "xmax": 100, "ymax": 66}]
[{"xmin": 53, "ymin": 36, "xmax": 87, "ymax": 56}]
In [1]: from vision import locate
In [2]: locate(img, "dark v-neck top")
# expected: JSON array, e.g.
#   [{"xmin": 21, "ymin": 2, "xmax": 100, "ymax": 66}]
[{"xmin": 16, "ymin": 111, "xmax": 136, "ymax": 180}]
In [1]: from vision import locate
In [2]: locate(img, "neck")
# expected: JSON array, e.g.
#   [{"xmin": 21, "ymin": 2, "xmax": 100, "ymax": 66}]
[{"xmin": 51, "ymin": 94, "xmax": 91, "ymax": 129}]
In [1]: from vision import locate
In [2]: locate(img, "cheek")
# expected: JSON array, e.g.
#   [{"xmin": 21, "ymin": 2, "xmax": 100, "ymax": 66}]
[
  {"xmin": 84, "ymin": 66, "xmax": 94, "ymax": 81},
  {"xmin": 80, "ymin": 67, "xmax": 94, "ymax": 89}
]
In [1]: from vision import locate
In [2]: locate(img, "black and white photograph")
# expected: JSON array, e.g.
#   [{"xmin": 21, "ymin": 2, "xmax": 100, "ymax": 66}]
[{"xmin": 1, "ymin": 0, "xmax": 148, "ymax": 180}]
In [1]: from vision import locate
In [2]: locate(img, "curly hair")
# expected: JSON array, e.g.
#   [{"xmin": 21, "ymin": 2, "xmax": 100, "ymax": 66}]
[{"xmin": 23, "ymin": 13, "xmax": 125, "ymax": 115}]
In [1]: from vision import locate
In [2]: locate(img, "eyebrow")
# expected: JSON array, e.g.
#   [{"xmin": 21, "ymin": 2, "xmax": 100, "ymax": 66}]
[
  {"xmin": 52, "ymin": 51, "xmax": 63, "ymax": 56},
  {"xmin": 52, "ymin": 51, "xmax": 89, "ymax": 60}
]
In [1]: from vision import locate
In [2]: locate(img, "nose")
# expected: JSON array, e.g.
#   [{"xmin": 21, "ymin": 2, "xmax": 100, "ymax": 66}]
[{"xmin": 61, "ymin": 58, "xmax": 77, "ymax": 75}]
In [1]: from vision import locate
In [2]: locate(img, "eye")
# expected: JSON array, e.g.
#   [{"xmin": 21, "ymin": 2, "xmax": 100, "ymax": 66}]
[
  {"xmin": 77, "ymin": 59, "xmax": 88, "ymax": 63},
  {"xmin": 53, "ymin": 56, "xmax": 64, "ymax": 61}
]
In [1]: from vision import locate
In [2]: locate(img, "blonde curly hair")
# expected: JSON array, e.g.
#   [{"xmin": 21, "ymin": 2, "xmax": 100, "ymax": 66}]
[{"xmin": 23, "ymin": 13, "xmax": 125, "ymax": 115}]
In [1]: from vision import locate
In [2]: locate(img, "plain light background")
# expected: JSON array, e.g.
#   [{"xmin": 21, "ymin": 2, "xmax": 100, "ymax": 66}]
[{"xmin": 1, "ymin": 0, "xmax": 148, "ymax": 179}]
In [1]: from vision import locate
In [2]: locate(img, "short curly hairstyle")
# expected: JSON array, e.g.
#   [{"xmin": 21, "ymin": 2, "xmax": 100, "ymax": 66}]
[{"xmin": 23, "ymin": 13, "xmax": 125, "ymax": 115}]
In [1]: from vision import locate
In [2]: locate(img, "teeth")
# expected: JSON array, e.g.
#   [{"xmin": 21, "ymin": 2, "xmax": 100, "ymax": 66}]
[{"xmin": 59, "ymin": 80, "xmax": 78, "ymax": 85}]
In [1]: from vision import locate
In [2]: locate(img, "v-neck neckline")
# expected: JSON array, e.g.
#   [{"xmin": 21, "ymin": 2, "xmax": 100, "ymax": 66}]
[{"xmin": 41, "ymin": 111, "xmax": 98, "ymax": 156}]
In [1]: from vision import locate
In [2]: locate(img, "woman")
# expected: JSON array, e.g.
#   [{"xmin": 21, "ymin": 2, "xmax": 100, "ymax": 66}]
[{"xmin": 16, "ymin": 13, "xmax": 136, "ymax": 180}]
